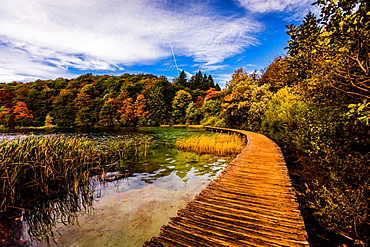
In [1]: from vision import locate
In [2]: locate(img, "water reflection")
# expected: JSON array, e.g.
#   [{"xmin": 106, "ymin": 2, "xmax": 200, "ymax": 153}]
[
  {"xmin": 22, "ymin": 185, "xmax": 94, "ymax": 243},
  {"xmin": 0, "ymin": 127, "xmax": 233, "ymax": 246},
  {"xmin": 1, "ymin": 182, "xmax": 94, "ymax": 246},
  {"xmin": 45, "ymin": 160, "xmax": 229, "ymax": 247}
]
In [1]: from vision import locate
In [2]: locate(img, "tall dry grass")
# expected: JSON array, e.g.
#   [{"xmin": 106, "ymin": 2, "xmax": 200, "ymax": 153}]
[
  {"xmin": 175, "ymin": 133, "xmax": 245, "ymax": 155},
  {"xmin": 0, "ymin": 134, "xmax": 153, "ymax": 241},
  {"xmin": 0, "ymin": 135, "xmax": 153, "ymax": 214}
]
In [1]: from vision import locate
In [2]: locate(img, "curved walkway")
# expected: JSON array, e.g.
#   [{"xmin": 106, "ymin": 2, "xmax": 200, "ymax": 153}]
[{"xmin": 144, "ymin": 127, "xmax": 309, "ymax": 246}]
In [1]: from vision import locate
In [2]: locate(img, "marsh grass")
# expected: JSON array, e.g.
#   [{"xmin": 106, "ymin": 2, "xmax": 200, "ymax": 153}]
[
  {"xmin": 0, "ymin": 134, "xmax": 153, "ymax": 242},
  {"xmin": 175, "ymin": 133, "xmax": 245, "ymax": 155}
]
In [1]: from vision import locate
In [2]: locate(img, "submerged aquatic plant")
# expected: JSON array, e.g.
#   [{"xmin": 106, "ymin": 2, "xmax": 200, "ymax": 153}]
[{"xmin": 175, "ymin": 133, "xmax": 245, "ymax": 155}]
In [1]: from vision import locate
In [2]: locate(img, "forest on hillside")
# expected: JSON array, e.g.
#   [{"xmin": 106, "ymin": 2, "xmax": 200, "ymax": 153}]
[
  {"xmin": 0, "ymin": 0, "xmax": 369, "ymax": 245},
  {"xmin": 0, "ymin": 71, "xmax": 221, "ymax": 128}
]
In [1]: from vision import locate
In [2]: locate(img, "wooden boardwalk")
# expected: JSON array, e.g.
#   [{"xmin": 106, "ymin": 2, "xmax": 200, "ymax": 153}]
[{"xmin": 144, "ymin": 127, "xmax": 309, "ymax": 246}]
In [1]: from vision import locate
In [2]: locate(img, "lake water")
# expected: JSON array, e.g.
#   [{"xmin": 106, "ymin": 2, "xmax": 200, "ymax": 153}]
[{"xmin": 0, "ymin": 127, "xmax": 234, "ymax": 247}]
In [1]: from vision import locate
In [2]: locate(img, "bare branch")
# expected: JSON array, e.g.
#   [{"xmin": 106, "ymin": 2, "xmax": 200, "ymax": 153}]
[{"xmin": 329, "ymin": 81, "xmax": 370, "ymax": 100}]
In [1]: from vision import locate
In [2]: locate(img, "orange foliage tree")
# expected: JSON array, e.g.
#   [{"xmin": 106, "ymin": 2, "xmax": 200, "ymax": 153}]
[
  {"xmin": 134, "ymin": 94, "xmax": 149, "ymax": 117},
  {"xmin": 116, "ymin": 91, "xmax": 135, "ymax": 125},
  {"xmin": 195, "ymin": 96, "xmax": 204, "ymax": 108},
  {"xmin": 13, "ymin": 101, "xmax": 35, "ymax": 126}
]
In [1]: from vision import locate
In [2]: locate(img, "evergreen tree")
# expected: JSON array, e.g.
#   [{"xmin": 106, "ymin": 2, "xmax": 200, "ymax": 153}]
[
  {"xmin": 201, "ymin": 74, "xmax": 208, "ymax": 90},
  {"xmin": 174, "ymin": 70, "xmax": 187, "ymax": 88},
  {"xmin": 208, "ymin": 75, "xmax": 215, "ymax": 88},
  {"xmin": 188, "ymin": 71, "xmax": 203, "ymax": 90}
]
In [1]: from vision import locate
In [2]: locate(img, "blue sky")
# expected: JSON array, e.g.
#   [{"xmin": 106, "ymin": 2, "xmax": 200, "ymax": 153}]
[{"xmin": 0, "ymin": 0, "xmax": 319, "ymax": 88}]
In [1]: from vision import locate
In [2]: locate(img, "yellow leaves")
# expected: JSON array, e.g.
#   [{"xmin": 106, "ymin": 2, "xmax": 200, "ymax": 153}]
[
  {"xmin": 229, "ymin": 68, "xmax": 252, "ymax": 86},
  {"xmin": 136, "ymin": 94, "xmax": 145, "ymax": 101},
  {"xmin": 237, "ymin": 101, "xmax": 249, "ymax": 110},
  {"xmin": 0, "ymin": 107, "xmax": 11, "ymax": 118},
  {"xmin": 134, "ymin": 94, "xmax": 148, "ymax": 118},
  {"xmin": 204, "ymin": 88, "xmax": 219, "ymax": 99},
  {"xmin": 223, "ymin": 94, "xmax": 234, "ymax": 102}
]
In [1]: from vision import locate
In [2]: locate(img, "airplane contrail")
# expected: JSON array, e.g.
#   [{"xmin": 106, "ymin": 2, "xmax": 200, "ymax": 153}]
[{"xmin": 169, "ymin": 42, "xmax": 180, "ymax": 77}]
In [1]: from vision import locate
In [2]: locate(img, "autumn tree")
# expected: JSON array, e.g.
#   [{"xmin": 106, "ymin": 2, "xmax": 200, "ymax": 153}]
[
  {"xmin": 0, "ymin": 106, "xmax": 13, "ymax": 128},
  {"xmin": 195, "ymin": 96, "xmax": 204, "ymax": 109},
  {"xmin": 13, "ymin": 101, "xmax": 35, "ymax": 127},
  {"xmin": 98, "ymin": 97, "xmax": 117, "ymax": 127},
  {"xmin": 0, "ymin": 90, "xmax": 16, "ymax": 108},
  {"xmin": 172, "ymin": 90, "xmax": 193, "ymax": 124},
  {"xmin": 185, "ymin": 102, "xmax": 202, "ymax": 125},
  {"xmin": 51, "ymin": 89, "xmax": 77, "ymax": 127},
  {"xmin": 273, "ymin": 1, "xmax": 370, "ymax": 244},
  {"xmin": 134, "ymin": 94, "xmax": 149, "ymax": 125},
  {"xmin": 286, "ymin": 12, "xmax": 321, "ymax": 84},
  {"xmin": 116, "ymin": 91, "xmax": 135, "ymax": 126},
  {"xmin": 26, "ymin": 88, "xmax": 56, "ymax": 126},
  {"xmin": 145, "ymin": 77, "xmax": 174, "ymax": 125},
  {"xmin": 74, "ymin": 91, "xmax": 95, "ymax": 127},
  {"xmin": 227, "ymin": 68, "xmax": 255, "ymax": 88},
  {"xmin": 201, "ymin": 98, "xmax": 221, "ymax": 118},
  {"xmin": 204, "ymin": 88, "xmax": 220, "ymax": 99},
  {"xmin": 221, "ymin": 77, "xmax": 272, "ymax": 130},
  {"xmin": 259, "ymin": 56, "xmax": 297, "ymax": 90},
  {"xmin": 313, "ymin": 0, "xmax": 370, "ymax": 100}
]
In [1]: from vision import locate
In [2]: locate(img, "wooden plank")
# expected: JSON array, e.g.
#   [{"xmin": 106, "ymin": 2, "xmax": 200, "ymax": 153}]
[{"xmin": 144, "ymin": 128, "xmax": 309, "ymax": 247}]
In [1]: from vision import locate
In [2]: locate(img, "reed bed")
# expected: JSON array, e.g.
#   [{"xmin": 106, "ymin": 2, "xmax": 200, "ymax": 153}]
[
  {"xmin": 175, "ymin": 133, "xmax": 246, "ymax": 155},
  {"xmin": 1, "ymin": 136, "xmax": 91, "ymax": 212},
  {"xmin": 0, "ymin": 135, "xmax": 153, "ymax": 213},
  {"xmin": 0, "ymin": 134, "xmax": 153, "ymax": 241}
]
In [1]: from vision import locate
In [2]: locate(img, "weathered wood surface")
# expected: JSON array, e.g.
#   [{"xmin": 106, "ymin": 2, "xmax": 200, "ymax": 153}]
[{"xmin": 144, "ymin": 128, "xmax": 309, "ymax": 246}]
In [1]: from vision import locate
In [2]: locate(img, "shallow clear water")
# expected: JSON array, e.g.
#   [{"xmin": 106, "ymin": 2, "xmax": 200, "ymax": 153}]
[{"xmin": 1, "ymin": 127, "xmax": 233, "ymax": 246}]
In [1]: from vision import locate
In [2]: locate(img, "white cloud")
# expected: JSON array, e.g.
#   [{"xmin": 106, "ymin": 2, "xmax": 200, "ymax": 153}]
[
  {"xmin": 212, "ymin": 73, "xmax": 234, "ymax": 89},
  {"xmin": 0, "ymin": 0, "xmax": 261, "ymax": 82},
  {"xmin": 197, "ymin": 64, "xmax": 228, "ymax": 71},
  {"xmin": 236, "ymin": 0, "xmax": 314, "ymax": 15},
  {"xmin": 184, "ymin": 70, "xmax": 194, "ymax": 80},
  {"xmin": 0, "ymin": 41, "xmax": 74, "ymax": 82},
  {"xmin": 0, "ymin": 68, "xmax": 39, "ymax": 83}
]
